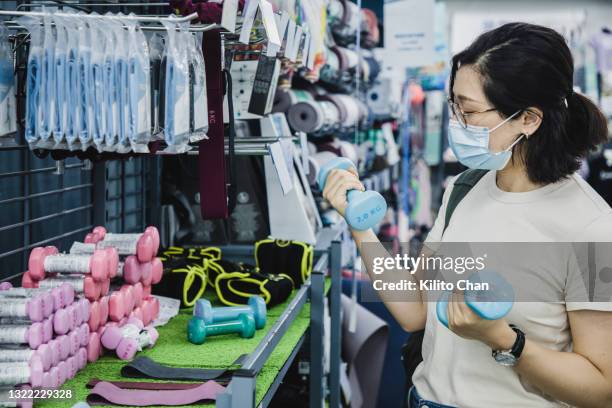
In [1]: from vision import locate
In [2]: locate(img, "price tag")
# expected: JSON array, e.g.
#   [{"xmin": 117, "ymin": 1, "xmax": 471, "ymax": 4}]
[
  {"xmin": 268, "ymin": 141, "xmax": 294, "ymax": 195},
  {"xmin": 239, "ymin": 0, "xmax": 259, "ymax": 44},
  {"xmin": 299, "ymin": 131, "xmax": 309, "ymax": 175},
  {"xmin": 301, "ymin": 32, "xmax": 311, "ymax": 67},
  {"xmin": 220, "ymin": 0, "xmax": 238, "ymax": 32},
  {"xmin": 258, "ymin": 0, "xmax": 281, "ymax": 46}
]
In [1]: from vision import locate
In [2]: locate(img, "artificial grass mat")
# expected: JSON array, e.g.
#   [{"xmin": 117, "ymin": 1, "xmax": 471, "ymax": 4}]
[{"xmin": 38, "ymin": 279, "xmax": 331, "ymax": 407}]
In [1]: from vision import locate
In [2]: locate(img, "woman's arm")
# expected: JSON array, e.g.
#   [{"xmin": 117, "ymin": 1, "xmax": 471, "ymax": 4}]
[
  {"xmin": 448, "ymin": 295, "xmax": 612, "ymax": 408},
  {"xmin": 512, "ymin": 310, "xmax": 612, "ymax": 408},
  {"xmin": 323, "ymin": 168, "xmax": 427, "ymax": 332}
]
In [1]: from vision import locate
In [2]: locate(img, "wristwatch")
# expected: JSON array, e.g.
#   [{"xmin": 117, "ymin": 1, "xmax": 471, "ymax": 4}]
[{"xmin": 492, "ymin": 325, "xmax": 525, "ymax": 367}]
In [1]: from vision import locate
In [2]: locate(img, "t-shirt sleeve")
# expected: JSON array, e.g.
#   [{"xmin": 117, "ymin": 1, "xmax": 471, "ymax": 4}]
[
  {"xmin": 566, "ymin": 211, "xmax": 612, "ymax": 312},
  {"xmin": 424, "ymin": 175, "xmax": 458, "ymax": 246}
]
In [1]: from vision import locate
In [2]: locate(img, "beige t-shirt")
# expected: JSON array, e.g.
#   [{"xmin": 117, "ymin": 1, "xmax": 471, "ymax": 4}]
[{"xmin": 413, "ymin": 170, "xmax": 612, "ymax": 407}]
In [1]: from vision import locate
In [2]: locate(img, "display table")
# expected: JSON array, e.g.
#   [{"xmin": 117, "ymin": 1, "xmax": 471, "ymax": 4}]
[{"xmin": 37, "ymin": 227, "xmax": 343, "ymax": 408}]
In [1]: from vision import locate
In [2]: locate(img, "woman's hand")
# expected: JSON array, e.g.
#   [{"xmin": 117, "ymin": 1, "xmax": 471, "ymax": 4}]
[
  {"xmin": 321, "ymin": 168, "xmax": 365, "ymax": 217},
  {"xmin": 447, "ymin": 291, "xmax": 517, "ymax": 350}
]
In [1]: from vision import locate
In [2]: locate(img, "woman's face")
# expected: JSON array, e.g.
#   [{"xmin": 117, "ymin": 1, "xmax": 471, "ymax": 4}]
[{"xmin": 451, "ymin": 64, "xmax": 524, "ymax": 153}]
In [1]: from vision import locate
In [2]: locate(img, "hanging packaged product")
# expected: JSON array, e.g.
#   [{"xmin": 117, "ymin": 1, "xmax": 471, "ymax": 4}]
[
  {"xmin": 51, "ymin": 14, "xmax": 68, "ymax": 148},
  {"xmin": 62, "ymin": 15, "xmax": 82, "ymax": 151},
  {"xmin": 148, "ymin": 33, "xmax": 164, "ymax": 138},
  {"xmin": 76, "ymin": 16, "xmax": 94, "ymax": 150},
  {"xmin": 110, "ymin": 16, "xmax": 130, "ymax": 153},
  {"xmin": 101, "ymin": 15, "xmax": 118, "ymax": 150},
  {"xmin": 37, "ymin": 12, "xmax": 56, "ymax": 148},
  {"xmin": 126, "ymin": 18, "xmax": 152, "ymax": 153},
  {"xmin": 0, "ymin": 24, "xmax": 16, "ymax": 142},
  {"xmin": 19, "ymin": 16, "xmax": 44, "ymax": 146},
  {"xmin": 161, "ymin": 20, "xmax": 191, "ymax": 153},
  {"xmin": 89, "ymin": 16, "xmax": 106, "ymax": 151},
  {"xmin": 186, "ymin": 32, "xmax": 208, "ymax": 142}
]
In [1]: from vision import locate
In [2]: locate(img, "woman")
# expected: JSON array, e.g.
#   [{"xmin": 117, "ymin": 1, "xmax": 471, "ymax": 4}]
[{"xmin": 324, "ymin": 23, "xmax": 612, "ymax": 407}]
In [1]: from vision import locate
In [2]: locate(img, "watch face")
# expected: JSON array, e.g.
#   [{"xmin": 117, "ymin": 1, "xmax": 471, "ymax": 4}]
[{"xmin": 494, "ymin": 351, "xmax": 517, "ymax": 367}]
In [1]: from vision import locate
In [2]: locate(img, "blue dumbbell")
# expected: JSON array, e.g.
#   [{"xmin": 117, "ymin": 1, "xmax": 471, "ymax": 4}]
[
  {"xmin": 194, "ymin": 296, "xmax": 267, "ymax": 330},
  {"xmin": 436, "ymin": 271, "xmax": 514, "ymax": 328},
  {"xmin": 317, "ymin": 157, "xmax": 387, "ymax": 231}
]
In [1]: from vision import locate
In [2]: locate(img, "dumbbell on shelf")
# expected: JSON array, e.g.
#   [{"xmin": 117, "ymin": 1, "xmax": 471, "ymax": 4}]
[
  {"xmin": 0, "ymin": 323, "xmax": 45, "ymax": 349},
  {"xmin": 0, "ymin": 288, "xmax": 55, "ymax": 318},
  {"xmin": 37, "ymin": 275, "xmax": 103, "ymax": 301},
  {"xmin": 0, "ymin": 359, "xmax": 44, "ymax": 388},
  {"xmin": 0, "ymin": 343, "xmax": 54, "ymax": 371},
  {"xmin": 0, "ymin": 294, "xmax": 45, "ymax": 322},
  {"xmin": 436, "ymin": 271, "xmax": 515, "ymax": 328},
  {"xmin": 115, "ymin": 327, "xmax": 159, "ymax": 360},
  {"xmin": 28, "ymin": 247, "xmax": 111, "ymax": 282},
  {"xmin": 86, "ymin": 226, "xmax": 159, "ymax": 263},
  {"xmin": 317, "ymin": 157, "xmax": 387, "ymax": 231},
  {"xmin": 187, "ymin": 313, "xmax": 256, "ymax": 345},
  {"xmin": 194, "ymin": 296, "xmax": 267, "ymax": 330}
]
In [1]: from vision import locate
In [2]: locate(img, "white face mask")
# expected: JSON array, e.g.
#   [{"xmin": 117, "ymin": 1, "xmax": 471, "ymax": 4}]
[{"xmin": 447, "ymin": 110, "xmax": 524, "ymax": 170}]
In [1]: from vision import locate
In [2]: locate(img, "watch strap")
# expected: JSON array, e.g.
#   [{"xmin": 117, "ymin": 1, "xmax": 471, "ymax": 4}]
[{"xmin": 509, "ymin": 326, "xmax": 525, "ymax": 360}]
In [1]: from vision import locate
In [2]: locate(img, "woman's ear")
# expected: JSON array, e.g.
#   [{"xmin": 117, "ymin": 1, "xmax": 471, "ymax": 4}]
[{"xmin": 521, "ymin": 107, "xmax": 543, "ymax": 137}]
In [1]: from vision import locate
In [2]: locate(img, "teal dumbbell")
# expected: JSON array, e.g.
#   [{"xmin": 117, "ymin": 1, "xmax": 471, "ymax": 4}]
[
  {"xmin": 437, "ymin": 271, "xmax": 514, "ymax": 328},
  {"xmin": 187, "ymin": 313, "xmax": 256, "ymax": 345},
  {"xmin": 194, "ymin": 296, "xmax": 267, "ymax": 330},
  {"xmin": 317, "ymin": 157, "xmax": 387, "ymax": 231}
]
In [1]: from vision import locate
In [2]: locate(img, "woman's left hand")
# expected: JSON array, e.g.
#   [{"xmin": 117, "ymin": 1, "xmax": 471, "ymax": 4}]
[{"xmin": 447, "ymin": 291, "xmax": 517, "ymax": 350}]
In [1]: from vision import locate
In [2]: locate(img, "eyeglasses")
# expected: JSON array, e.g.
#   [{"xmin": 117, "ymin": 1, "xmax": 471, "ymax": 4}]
[{"xmin": 447, "ymin": 97, "xmax": 497, "ymax": 129}]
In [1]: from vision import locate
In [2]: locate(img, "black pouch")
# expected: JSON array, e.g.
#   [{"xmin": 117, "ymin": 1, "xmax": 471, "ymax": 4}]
[{"xmin": 254, "ymin": 239, "xmax": 314, "ymax": 288}]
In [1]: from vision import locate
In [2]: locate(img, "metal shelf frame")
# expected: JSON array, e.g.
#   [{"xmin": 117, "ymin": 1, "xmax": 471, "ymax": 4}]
[{"xmin": 215, "ymin": 226, "xmax": 343, "ymax": 408}]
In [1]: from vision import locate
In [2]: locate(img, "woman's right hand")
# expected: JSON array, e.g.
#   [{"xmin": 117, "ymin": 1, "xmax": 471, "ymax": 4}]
[{"xmin": 321, "ymin": 167, "xmax": 365, "ymax": 217}]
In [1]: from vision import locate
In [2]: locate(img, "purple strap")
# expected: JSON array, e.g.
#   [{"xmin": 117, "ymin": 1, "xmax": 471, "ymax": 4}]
[
  {"xmin": 86, "ymin": 378, "xmax": 221, "ymax": 389},
  {"xmin": 199, "ymin": 30, "xmax": 228, "ymax": 219},
  {"xmin": 87, "ymin": 381, "xmax": 225, "ymax": 406}
]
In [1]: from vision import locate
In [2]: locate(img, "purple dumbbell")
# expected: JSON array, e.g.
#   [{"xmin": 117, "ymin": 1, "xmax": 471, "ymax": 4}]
[
  {"xmin": 0, "ymin": 323, "xmax": 44, "ymax": 349},
  {"xmin": 78, "ymin": 324, "xmax": 90, "ymax": 347},
  {"xmin": 0, "ymin": 344, "xmax": 51, "ymax": 371},
  {"xmin": 0, "ymin": 359, "xmax": 44, "ymax": 388},
  {"xmin": 0, "ymin": 288, "xmax": 54, "ymax": 319},
  {"xmin": 57, "ymin": 360, "xmax": 68, "ymax": 387},
  {"xmin": 100, "ymin": 317, "xmax": 144, "ymax": 350},
  {"xmin": 48, "ymin": 339, "xmax": 61, "ymax": 367},
  {"xmin": 116, "ymin": 326, "xmax": 159, "ymax": 360},
  {"xmin": 0, "ymin": 282, "xmax": 13, "ymax": 290},
  {"xmin": 77, "ymin": 347, "xmax": 87, "ymax": 370},
  {"xmin": 53, "ymin": 307, "xmax": 71, "ymax": 336},
  {"xmin": 0, "ymin": 295, "xmax": 44, "ymax": 322},
  {"xmin": 57, "ymin": 335, "xmax": 71, "ymax": 362}
]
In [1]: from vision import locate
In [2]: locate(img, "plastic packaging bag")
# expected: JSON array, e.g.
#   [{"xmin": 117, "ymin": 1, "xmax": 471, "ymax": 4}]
[
  {"xmin": 0, "ymin": 24, "xmax": 16, "ymax": 142},
  {"xmin": 89, "ymin": 15, "xmax": 106, "ymax": 150},
  {"xmin": 126, "ymin": 17, "xmax": 151, "ymax": 153},
  {"xmin": 18, "ymin": 16, "xmax": 44, "ymax": 145},
  {"xmin": 61, "ymin": 15, "xmax": 82, "ymax": 150},
  {"xmin": 52, "ymin": 14, "xmax": 68, "ymax": 148},
  {"xmin": 75, "ymin": 14, "xmax": 93, "ymax": 149},
  {"xmin": 110, "ymin": 15, "xmax": 130, "ymax": 153},
  {"xmin": 147, "ymin": 33, "xmax": 164, "ymax": 138},
  {"xmin": 38, "ymin": 11, "xmax": 56, "ymax": 147},
  {"xmin": 101, "ymin": 16, "xmax": 118, "ymax": 150},
  {"xmin": 186, "ymin": 32, "xmax": 208, "ymax": 142},
  {"xmin": 161, "ymin": 20, "xmax": 191, "ymax": 153}
]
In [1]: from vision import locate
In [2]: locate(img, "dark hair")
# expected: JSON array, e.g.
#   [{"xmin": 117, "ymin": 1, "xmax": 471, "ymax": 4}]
[{"xmin": 450, "ymin": 22, "xmax": 608, "ymax": 184}]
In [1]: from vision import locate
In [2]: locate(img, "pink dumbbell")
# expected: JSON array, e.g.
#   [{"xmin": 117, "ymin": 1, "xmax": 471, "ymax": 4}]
[
  {"xmin": 53, "ymin": 307, "xmax": 71, "ymax": 335},
  {"xmin": 130, "ymin": 307, "xmax": 143, "ymax": 322},
  {"xmin": 0, "ymin": 323, "xmax": 44, "ymax": 349},
  {"xmin": 100, "ymin": 278, "xmax": 110, "ymax": 297},
  {"xmin": 78, "ymin": 324, "xmax": 90, "ymax": 347},
  {"xmin": 21, "ymin": 272, "xmax": 37, "ymax": 289},
  {"xmin": 0, "ymin": 294, "xmax": 44, "ymax": 322},
  {"xmin": 38, "ymin": 276, "xmax": 101, "ymax": 301},
  {"xmin": 47, "ymin": 284, "xmax": 74, "ymax": 311},
  {"xmin": 151, "ymin": 258, "xmax": 163, "ymax": 285},
  {"xmin": 67, "ymin": 355, "xmax": 78, "ymax": 379},
  {"xmin": 57, "ymin": 335, "xmax": 70, "ymax": 362},
  {"xmin": 132, "ymin": 282, "xmax": 143, "ymax": 307},
  {"xmin": 88, "ymin": 301, "xmax": 101, "ymax": 332},
  {"xmin": 48, "ymin": 339, "xmax": 60, "ymax": 367},
  {"xmin": 122, "ymin": 256, "xmax": 143, "ymax": 284},
  {"xmin": 143, "ymin": 285, "xmax": 152, "ymax": 299},
  {"xmin": 42, "ymin": 316, "xmax": 53, "ymax": 343},
  {"xmin": 99, "ymin": 296, "xmax": 109, "ymax": 326},
  {"xmin": 0, "ymin": 288, "xmax": 54, "ymax": 319},
  {"xmin": 0, "ymin": 359, "xmax": 44, "ymax": 388},
  {"xmin": 140, "ymin": 262, "xmax": 153, "ymax": 287},
  {"xmin": 57, "ymin": 360, "xmax": 68, "ymax": 387},
  {"xmin": 0, "ymin": 343, "xmax": 51, "ymax": 371},
  {"xmin": 116, "ymin": 326, "xmax": 159, "ymax": 361},
  {"xmin": 28, "ymin": 247, "xmax": 110, "ymax": 282},
  {"xmin": 43, "ymin": 366, "xmax": 60, "ymax": 389},
  {"xmin": 96, "ymin": 232, "xmax": 155, "ymax": 263},
  {"xmin": 100, "ymin": 318, "xmax": 143, "ymax": 350},
  {"xmin": 78, "ymin": 298, "xmax": 90, "ymax": 324},
  {"xmin": 0, "ymin": 282, "xmax": 13, "ymax": 290},
  {"xmin": 77, "ymin": 347, "xmax": 87, "ymax": 370},
  {"xmin": 120, "ymin": 285, "xmax": 135, "ymax": 315},
  {"xmin": 69, "ymin": 330, "xmax": 82, "ymax": 357},
  {"xmin": 109, "ymin": 291, "xmax": 126, "ymax": 322},
  {"xmin": 87, "ymin": 332, "xmax": 100, "ymax": 363}
]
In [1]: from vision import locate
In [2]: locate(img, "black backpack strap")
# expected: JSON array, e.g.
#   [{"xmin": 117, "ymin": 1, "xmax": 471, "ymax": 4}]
[{"xmin": 443, "ymin": 169, "xmax": 489, "ymax": 235}]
